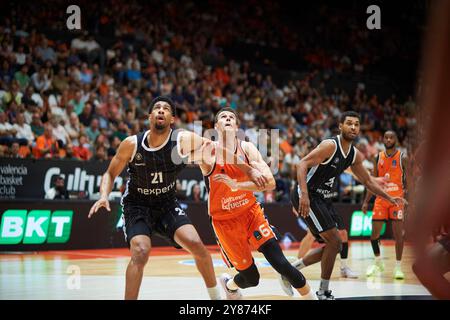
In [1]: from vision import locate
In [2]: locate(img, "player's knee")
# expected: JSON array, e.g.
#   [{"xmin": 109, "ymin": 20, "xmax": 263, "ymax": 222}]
[
  {"xmin": 235, "ymin": 264, "xmax": 260, "ymax": 288},
  {"xmin": 186, "ymin": 238, "xmax": 209, "ymax": 258},
  {"xmin": 327, "ymin": 235, "xmax": 342, "ymax": 253},
  {"xmin": 130, "ymin": 242, "xmax": 150, "ymax": 266}
]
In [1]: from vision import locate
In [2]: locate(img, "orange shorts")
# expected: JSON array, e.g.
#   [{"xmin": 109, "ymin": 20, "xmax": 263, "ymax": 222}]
[
  {"xmin": 210, "ymin": 203, "xmax": 275, "ymax": 270},
  {"xmin": 372, "ymin": 199, "xmax": 405, "ymax": 221}
]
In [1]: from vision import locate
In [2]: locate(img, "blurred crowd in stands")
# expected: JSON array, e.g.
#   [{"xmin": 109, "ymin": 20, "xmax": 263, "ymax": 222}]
[{"xmin": 0, "ymin": 0, "xmax": 420, "ymax": 202}]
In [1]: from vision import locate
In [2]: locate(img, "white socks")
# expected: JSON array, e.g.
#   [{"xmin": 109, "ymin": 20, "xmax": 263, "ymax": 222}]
[
  {"xmin": 301, "ymin": 288, "xmax": 319, "ymax": 300},
  {"xmin": 318, "ymin": 278, "xmax": 330, "ymax": 294},
  {"xmin": 341, "ymin": 258, "xmax": 348, "ymax": 269},
  {"xmin": 207, "ymin": 286, "xmax": 221, "ymax": 300}
]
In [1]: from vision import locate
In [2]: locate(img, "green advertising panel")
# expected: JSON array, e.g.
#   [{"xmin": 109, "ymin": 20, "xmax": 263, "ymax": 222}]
[
  {"xmin": 0, "ymin": 210, "xmax": 73, "ymax": 244},
  {"xmin": 350, "ymin": 210, "xmax": 386, "ymax": 237}
]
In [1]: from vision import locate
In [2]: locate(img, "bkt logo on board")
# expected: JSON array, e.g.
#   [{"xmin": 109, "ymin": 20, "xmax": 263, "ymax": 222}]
[{"xmin": 0, "ymin": 210, "xmax": 73, "ymax": 244}]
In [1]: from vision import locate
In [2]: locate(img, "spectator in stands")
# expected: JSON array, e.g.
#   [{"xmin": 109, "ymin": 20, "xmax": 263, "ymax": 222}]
[
  {"xmin": 85, "ymin": 118, "xmax": 100, "ymax": 143},
  {"xmin": 13, "ymin": 112, "xmax": 33, "ymax": 145},
  {"xmin": 45, "ymin": 175, "xmax": 69, "ymax": 199},
  {"xmin": 30, "ymin": 112, "xmax": 44, "ymax": 137},
  {"xmin": 69, "ymin": 90, "xmax": 85, "ymax": 116},
  {"xmin": 0, "ymin": 111, "xmax": 16, "ymax": 146},
  {"xmin": 188, "ymin": 183, "xmax": 202, "ymax": 203},
  {"xmin": 34, "ymin": 123, "xmax": 59, "ymax": 159},
  {"xmin": 50, "ymin": 116, "xmax": 70, "ymax": 148},
  {"xmin": 72, "ymin": 134, "xmax": 91, "ymax": 161},
  {"xmin": 14, "ymin": 64, "xmax": 30, "ymax": 90},
  {"xmin": 91, "ymin": 144, "xmax": 108, "ymax": 162},
  {"xmin": 64, "ymin": 112, "xmax": 81, "ymax": 145},
  {"xmin": 31, "ymin": 67, "xmax": 51, "ymax": 93},
  {"xmin": 52, "ymin": 68, "xmax": 69, "ymax": 93}
]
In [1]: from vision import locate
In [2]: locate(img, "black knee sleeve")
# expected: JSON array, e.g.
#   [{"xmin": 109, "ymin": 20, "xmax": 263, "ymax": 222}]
[
  {"xmin": 234, "ymin": 262, "xmax": 260, "ymax": 288},
  {"xmin": 340, "ymin": 242, "xmax": 349, "ymax": 259},
  {"xmin": 259, "ymin": 239, "xmax": 306, "ymax": 289},
  {"xmin": 371, "ymin": 238, "xmax": 381, "ymax": 255}
]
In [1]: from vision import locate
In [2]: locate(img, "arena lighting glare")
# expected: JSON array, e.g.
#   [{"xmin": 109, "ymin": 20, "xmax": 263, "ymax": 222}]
[{"xmin": 0, "ymin": 210, "xmax": 73, "ymax": 244}]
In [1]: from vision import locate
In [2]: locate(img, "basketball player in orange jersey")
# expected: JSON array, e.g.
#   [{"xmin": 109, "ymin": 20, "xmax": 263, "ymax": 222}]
[
  {"xmin": 181, "ymin": 107, "xmax": 317, "ymax": 300},
  {"xmin": 88, "ymin": 96, "xmax": 266, "ymax": 300},
  {"xmin": 362, "ymin": 130, "xmax": 409, "ymax": 279}
]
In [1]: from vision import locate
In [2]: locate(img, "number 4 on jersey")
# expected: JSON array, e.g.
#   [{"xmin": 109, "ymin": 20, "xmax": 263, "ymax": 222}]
[{"xmin": 324, "ymin": 177, "xmax": 335, "ymax": 188}]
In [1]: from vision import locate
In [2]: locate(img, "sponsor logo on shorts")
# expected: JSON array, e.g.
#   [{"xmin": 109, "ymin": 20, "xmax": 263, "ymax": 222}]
[{"xmin": 253, "ymin": 230, "xmax": 262, "ymax": 240}]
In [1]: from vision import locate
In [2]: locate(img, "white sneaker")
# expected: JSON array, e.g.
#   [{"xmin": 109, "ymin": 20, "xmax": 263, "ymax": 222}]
[
  {"xmin": 219, "ymin": 273, "xmax": 242, "ymax": 300},
  {"xmin": 340, "ymin": 266, "xmax": 359, "ymax": 279},
  {"xmin": 276, "ymin": 273, "xmax": 294, "ymax": 296}
]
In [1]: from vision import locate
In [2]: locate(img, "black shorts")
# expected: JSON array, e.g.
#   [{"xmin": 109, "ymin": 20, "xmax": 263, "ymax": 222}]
[
  {"xmin": 122, "ymin": 201, "xmax": 192, "ymax": 249},
  {"xmin": 291, "ymin": 188, "xmax": 343, "ymax": 242}
]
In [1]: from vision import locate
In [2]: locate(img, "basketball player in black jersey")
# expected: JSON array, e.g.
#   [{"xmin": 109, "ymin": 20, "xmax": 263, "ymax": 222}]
[
  {"xmin": 279, "ymin": 111, "xmax": 406, "ymax": 299},
  {"xmin": 88, "ymin": 96, "xmax": 268, "ymax": 300}
]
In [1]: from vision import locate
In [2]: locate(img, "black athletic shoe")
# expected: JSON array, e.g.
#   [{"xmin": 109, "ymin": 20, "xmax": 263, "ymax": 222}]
[{"xmin": 316, "ymin": 290, "xmax": 335, "ymax": 300}]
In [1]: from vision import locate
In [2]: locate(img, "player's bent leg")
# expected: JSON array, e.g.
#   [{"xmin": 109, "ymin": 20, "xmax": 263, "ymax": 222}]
[
  {"xmin": 234, "ymin": 262, "xmax": 260, "ymax": 288},
  {"xmin": 260, "ymin": 238, "xmax": 317, "ymax": 299},
  {"xmin": 174, "ymin": 224, "xmax": 219, "ymax": 297},
  {"xmin": 125, "ymin": 235, "xmax": 151, "ymax": 300},
  {"xmin": 297, "ymin": 230, "xmax": 315, "ymax": 259},
  {"xmin": 316, "ymin": 228, "xmax": 341, "ymax": 300},
  {"xmin": 220, "ymin": 263, "xmax": 260, "ymax": 300}
]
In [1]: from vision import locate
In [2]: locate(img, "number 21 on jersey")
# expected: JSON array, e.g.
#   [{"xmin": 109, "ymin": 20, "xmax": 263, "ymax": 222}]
[{"xmin": 150, "ymin": 172, "xmax": 163, "ymax": 184}]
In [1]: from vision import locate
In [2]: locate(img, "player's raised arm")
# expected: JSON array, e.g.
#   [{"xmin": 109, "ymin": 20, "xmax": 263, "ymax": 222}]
[
  {"xmin": 351, "ymin": 151, "xmax": 406, "ymax": 206},
  {"xmin": 88, "ymin": 136, "xmax": 135, "ymax": 218},
  {"xmin": 295, "ymin": 140, "xmax": 337, "ymax": 218},
  {"xmin": 213, "ymin": 141, "xmax": 275, "ymax": 192},
  {"xmin": 178, "ymin": 130, "xmax": 268, "ymax": 188}
]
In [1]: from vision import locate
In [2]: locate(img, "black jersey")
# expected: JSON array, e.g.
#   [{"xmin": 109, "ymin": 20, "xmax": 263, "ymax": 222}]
[
  {"xmin": 303, "ymin": 135, "xmax": 357, "ymax": 201},
  {"xmin": 121, "ymin": 129, "xmax": 186, "ymax": 205}
]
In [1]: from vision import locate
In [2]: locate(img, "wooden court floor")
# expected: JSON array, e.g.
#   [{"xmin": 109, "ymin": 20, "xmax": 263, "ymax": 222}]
[{"xmin": 0, "ymin": 241, "xmax": 432, "ymax": 300}]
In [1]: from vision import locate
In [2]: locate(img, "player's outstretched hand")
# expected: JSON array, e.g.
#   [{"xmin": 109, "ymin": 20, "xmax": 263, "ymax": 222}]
[
  {"xmin": 213, "ymin": 174, "xmax": 238, "ymax": 191},
  {"xmin": 88, "ymin": 197, "xmax": 111, "ymax": 218},
  {"xmin": 373, "ymin": 176, "xmax": 389, "ymax": 188},
  {"xmin": 248, "ymin": 168, "xmax": 268, "ymax": 189},
  {"xmin": 299, "ymin": 195, "xmax": 310, "ymax": 218}
]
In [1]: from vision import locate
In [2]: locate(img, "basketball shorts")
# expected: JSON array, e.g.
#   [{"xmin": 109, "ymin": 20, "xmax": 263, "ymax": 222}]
[
  {"xmin": 122, "ymin": 200, "xmax": 192, "ymax": 248},
  {"xmin": 372, "ymin": 198, "xmax": 405, "ymax": 221},
  {"xmin": 210, "ymin": 203, "xmax": 276, "ymax": 270},
  {"xmin": 291, "ymin": 189, "xmax": 343, "ymax": 242}
]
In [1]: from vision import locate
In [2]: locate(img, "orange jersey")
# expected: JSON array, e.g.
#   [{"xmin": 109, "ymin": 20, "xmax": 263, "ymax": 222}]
[
  {"xmin": 206, "ymin": 141, "xmax": 257, "ymax": 220},
  {"xmin": 376, "ymin": 150, "xmax": 405, "ymax": 200}
]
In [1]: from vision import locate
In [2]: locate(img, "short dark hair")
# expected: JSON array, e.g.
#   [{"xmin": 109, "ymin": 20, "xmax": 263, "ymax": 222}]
[
  {"xmin": 340, "ymin": 111, "xmax": 360, "ymax": 123},
  {"xmin": 214, "ymin": 107, "xmax": 239, "ymax": 124},
  {"xmin": 149, "ymin": 96, "xmax": 176, "ymax": 115}
]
